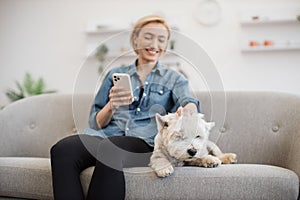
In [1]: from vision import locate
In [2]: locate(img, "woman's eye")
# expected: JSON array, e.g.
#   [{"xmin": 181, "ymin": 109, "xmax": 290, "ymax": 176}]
[
  {"xmin": 159, "ymin": 38, "xmax": 166, "ymax": 43},
  {"xmin": 144, "ymin": 34, "xmax": 152, "ymax": 40}
]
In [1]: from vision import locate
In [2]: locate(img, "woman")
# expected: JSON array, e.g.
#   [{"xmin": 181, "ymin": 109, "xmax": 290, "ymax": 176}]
[{"xmin": 51, "ymin": 14, "xmax": 200, "ymax": 200}]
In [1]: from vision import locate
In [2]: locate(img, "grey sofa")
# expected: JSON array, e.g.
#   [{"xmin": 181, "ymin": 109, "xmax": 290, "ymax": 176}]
[{"xmin": 0, "ymin": 91, "xmax": 299, "ymax": 200}]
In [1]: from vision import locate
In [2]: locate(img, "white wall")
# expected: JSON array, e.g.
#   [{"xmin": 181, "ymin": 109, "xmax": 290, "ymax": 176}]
[{"xmin": 1, "ymin": 0, "xmax": 300, "ymax": 107}]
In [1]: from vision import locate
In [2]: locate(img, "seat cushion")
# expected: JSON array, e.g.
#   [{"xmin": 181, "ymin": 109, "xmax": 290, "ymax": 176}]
[
  {"xmin": 0, "ymin": 157, "xmax": 298, "ymax": 200},
  {"xmin": 0, "ymin": 157, "xmax": 52, "ymax": 200},
  {"xmin": 82, "ymin": 164, "xmax": 299, "ymax": 200}
]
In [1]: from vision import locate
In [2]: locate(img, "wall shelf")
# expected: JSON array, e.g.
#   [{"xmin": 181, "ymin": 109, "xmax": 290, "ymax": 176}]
[
  {"xmin": 241, "ymin": 42, "xmax": 300, "ymax": 52},
  {"xmin": 85, "ymin": 50, "xmax": 180, "ymax": 60},
  {"xmin": 85, "ymin": 19, "xmax": 131, "ymax": 34},
  {"xmin": 85, "ymin": 19, "xmax": 179, "ymax": 34},
  {"xmin": 85, "ymin": 29, "xmax": 129, "ymax": 34},
  {"xmin": 240, "ymin": 15, "xmax": 300, "ymax": 25}
]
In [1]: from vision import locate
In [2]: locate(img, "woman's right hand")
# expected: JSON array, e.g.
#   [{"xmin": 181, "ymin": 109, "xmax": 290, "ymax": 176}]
[
  {"xmin": 95, "ymin": 86, "xmax": 133, "ymax": 128},
  {"xmin": 109, "ymin": 86, "xmax": 133, "ymax": 110}
]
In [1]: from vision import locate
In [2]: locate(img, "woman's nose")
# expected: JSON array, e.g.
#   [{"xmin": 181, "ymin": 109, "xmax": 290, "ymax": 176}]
[{"xmin": 149, "ymin": 39, "xmax": 159, "ymax": 49}]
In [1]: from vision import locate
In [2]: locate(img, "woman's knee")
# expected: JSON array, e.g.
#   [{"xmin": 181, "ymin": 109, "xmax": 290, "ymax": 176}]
[
  {"xmin": 51, "ymin": 134, "xmax": 103, "ymax": 161},
  {"xmin": 51, "ymin": 135, "xmax": 79, "ymax": 157}
]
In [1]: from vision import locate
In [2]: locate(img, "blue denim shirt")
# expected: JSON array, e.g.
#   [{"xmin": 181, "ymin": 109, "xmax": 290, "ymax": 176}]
[{"xmin": 84, "ymin": 60, "xmax": 200, "ymax": 146}]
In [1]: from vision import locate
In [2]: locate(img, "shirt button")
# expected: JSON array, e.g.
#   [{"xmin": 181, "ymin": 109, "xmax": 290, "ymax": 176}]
[
  {"xmin": 159, "ymin": 90, "xmax": 163, "ymax": 94},
  {"xmin": 143, "ymin": 93, "xmax": 147, "ymax": 97},
  {"xmin": 145, "ymin": 81, "xmax": 149, "ymax": 85},
  {"xmin": 137, "ymin": 107, "xmax": 141, "ymax": 112},
  {"xmin": 125, "ymin": 127, "xmax": 129, "ymax": 131}
]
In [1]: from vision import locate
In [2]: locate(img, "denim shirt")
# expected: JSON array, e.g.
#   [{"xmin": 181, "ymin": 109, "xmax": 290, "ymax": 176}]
[{"xmin": 84, "ymin": 60, "xmax": 200, "ymax": 146}]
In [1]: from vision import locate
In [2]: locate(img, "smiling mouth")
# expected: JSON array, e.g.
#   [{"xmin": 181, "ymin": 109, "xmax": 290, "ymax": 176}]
[{"xmin": 145, "ymin": 48, "xmax": 160, "ymax": 55}]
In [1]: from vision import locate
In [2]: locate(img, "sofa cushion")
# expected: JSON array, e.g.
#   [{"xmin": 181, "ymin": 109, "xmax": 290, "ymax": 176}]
[
  {"xmin": 81, "ymin": 164, "xmax": 299, "ymax": 200},
  {"xmin": 1, "ymin": 157, "xmax": 298, "ymax": 200},
  {"xmin": 0, "ymin": 157, "xmax": 52, "ymax": 200}
]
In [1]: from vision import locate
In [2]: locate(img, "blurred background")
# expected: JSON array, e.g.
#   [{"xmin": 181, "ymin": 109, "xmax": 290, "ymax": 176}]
[{"xmin": 0, "ymin": 0, "xmax": 299, "ymax": 108}]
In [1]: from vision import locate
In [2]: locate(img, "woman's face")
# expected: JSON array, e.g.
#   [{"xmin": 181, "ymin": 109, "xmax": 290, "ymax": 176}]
[{"xmin": 134, "ymin": 22, "xmax": 169, "ymax": 63}]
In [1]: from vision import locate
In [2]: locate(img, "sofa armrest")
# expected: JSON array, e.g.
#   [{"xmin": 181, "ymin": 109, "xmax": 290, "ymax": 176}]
[{"xmin": 287, "ymin": 129, "xmax": 300, "ymax": 179}]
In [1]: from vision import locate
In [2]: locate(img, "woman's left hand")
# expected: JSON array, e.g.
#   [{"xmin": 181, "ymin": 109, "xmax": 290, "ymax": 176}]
[{"xmin": 183, "ymin": 103, "xmax": 198, "ymax": 114}]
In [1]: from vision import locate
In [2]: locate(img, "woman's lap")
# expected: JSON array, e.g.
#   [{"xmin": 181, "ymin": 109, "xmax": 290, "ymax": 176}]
[{"xmin": 51, "ymin": 134, "xmax": 153, "ymax": 200}]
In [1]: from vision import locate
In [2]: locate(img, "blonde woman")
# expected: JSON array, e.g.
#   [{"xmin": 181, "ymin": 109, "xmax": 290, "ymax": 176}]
[{"xmin": 51, "ymin": 14, "xmax": 200, "ymax": 200}]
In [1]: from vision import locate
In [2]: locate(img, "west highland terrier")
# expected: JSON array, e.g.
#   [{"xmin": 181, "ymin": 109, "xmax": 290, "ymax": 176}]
[{"xmin": 150, "ymin": 107, "xmax": 237, "ymax": 177}]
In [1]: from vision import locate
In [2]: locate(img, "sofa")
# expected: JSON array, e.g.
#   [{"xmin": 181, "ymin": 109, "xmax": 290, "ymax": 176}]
[{"xmin": 0, "ymin": 91, "xmax": 299, "ymax": 200}]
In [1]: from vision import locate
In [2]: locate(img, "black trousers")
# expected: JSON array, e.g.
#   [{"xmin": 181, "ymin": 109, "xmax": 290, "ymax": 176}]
[{"xmin": 50, "ymin": 134, "xmax": 154, "ymax": 200}]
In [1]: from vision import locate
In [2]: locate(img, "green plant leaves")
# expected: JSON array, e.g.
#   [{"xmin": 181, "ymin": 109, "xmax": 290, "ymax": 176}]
[
  {"xmin": 95, "ymin": 44, "xmax": 109, "ymax": 74},
  {"xmin": 5, "ymin": 72, "xmax": 56, "ymax": 102}
]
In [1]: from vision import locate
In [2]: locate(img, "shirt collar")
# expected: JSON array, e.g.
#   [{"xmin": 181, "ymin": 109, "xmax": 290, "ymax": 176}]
[{"xmin": 128, "ymin": 59, "xmax": 166, "ymax": 77}]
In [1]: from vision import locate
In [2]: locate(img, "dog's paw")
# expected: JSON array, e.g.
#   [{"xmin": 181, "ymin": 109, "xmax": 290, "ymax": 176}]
[
  {"xmin": 155, "ymin": 165, "xmax": 174, "ymax": 178},
  {"xmin": 202, "ymin": 155, "xmax": 221, "ymax": 168},
  {"xmin": 219, "ymin": 153, "xmax": 237, "ymax": 164}
]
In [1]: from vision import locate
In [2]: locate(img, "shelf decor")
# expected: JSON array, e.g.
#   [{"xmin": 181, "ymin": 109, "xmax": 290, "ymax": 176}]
[
  {"xmin": 240, "ymin": 14, "xmax": 300, "ymax": 25},
  {"xmin": 95, "ymin": 44, "xmax": 109, "ymax": 74},
  {"xmin": 241, "ymin": 40, "xmax": 300, "ymax": 52},
  {"xmin": 239, "ymin": 10, "xmax": 300, "ymax": 52}
]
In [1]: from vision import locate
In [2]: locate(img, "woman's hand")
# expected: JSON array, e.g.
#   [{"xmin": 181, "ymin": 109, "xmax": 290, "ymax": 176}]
[
  {"xmin": 109, "ymin": 86, "xmax": 133, "ymax": 110},
  {"xmin": 182, "ymin": 103, "xmax": 198, "ymax": 114},
  {"xmin": 95, "ymin": 86, "xmax": 133, "ymax": 129}
]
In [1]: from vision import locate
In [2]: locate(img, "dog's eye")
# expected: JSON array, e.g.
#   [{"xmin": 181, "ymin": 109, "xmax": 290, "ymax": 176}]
[
  {"xmin": 196, "ymin": 135, "xmax": 201, "ymax": 139},
  {"xmin": 172, "ymin": 132, "xmax": 183, "ymax": 140},
  {"xmin": 175, "ymin": 135, "xmax": 182, "ymax": 139}
]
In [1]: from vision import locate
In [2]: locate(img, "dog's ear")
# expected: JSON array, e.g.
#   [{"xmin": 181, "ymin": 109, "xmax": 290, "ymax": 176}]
[
  {"xmin": 198, "ymin": 113, "xmax": 204, "ymax": 118},
  {"xmin": 205, "ymin": 122, "xmax": 215, "ymax": 131},
  {"xmin": 156, "ymin": 113, "xmax": 166, "ymax": 132}
]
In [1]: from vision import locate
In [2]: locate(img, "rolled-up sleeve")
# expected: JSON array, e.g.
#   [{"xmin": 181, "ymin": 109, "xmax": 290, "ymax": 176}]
[
  {"xmin": 88, "ymin": 71, "xmax": 114, "ymax": 130},
  {"xmin": 172, "ymin": 74, "xmax": 201, "ymax": 112}
]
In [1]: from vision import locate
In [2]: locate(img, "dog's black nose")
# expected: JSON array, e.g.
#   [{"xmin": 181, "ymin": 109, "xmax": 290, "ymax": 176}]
[{"xmin": 187, "ymin": 149, "xmax": 197, "ymax": 157}]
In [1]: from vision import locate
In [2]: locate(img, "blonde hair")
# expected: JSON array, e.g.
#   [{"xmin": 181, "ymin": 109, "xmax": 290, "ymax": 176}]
[{"xmin": 130, "ymin": 14, "xmax": 171, "ymax": 54}]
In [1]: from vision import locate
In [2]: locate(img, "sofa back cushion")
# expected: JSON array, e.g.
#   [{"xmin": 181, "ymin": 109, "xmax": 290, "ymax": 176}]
[
  {"xmin": 0, "ymin": 91, "xmax": 300, "ymax": 171},
  {"xmin": 195, "ymin": 91, "xmax": 300, "ymax": 169}
]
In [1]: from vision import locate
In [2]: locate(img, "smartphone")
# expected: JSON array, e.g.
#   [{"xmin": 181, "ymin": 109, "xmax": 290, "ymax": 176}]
[{"xmin": 112, "ymin": 73, "xmax": 133, "ymax": 97}]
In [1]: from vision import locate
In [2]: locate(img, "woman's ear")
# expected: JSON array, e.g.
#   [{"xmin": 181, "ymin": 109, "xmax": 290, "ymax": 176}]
[
  {"xmin": 133, "ymin": 36, "xmax": 138, "ymax": 47},
  {"xmin": 133, "ymin": 36, "xmax": 139, "ymax": 54}
]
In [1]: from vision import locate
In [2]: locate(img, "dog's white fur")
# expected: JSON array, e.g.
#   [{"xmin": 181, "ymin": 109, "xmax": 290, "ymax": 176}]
[{"xmin": 149, "ymin": 107, "xmax": 237, "ymax": 177}]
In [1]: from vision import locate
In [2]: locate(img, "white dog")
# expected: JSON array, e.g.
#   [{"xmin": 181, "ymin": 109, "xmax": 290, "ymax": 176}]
[{"xmin": 149, "ymin": 107, "xmax": 237, "ymax": 177}]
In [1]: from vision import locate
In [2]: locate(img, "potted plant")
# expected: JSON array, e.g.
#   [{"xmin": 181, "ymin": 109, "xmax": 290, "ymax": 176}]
[
  {"xmin": 5, "ymin": 72, "xmax": 56, "ymax": 102},
  {"xmin": 95, "ymin": 44, "xmax": 109, "ymax": 74}
]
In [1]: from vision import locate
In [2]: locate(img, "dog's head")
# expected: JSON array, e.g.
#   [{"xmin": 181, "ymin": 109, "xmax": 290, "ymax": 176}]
[{"xmin": 155, "ymin": 107, "xmax": 215, "ymax": 161}]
